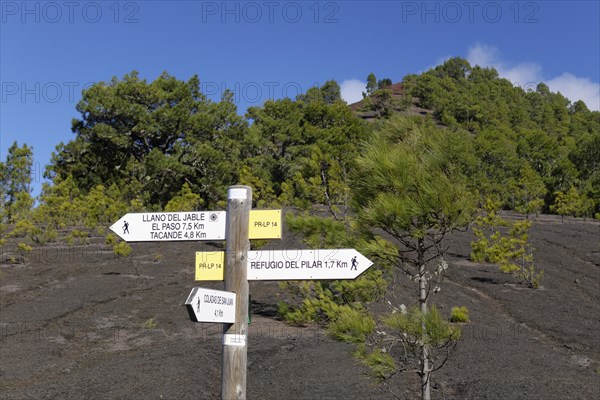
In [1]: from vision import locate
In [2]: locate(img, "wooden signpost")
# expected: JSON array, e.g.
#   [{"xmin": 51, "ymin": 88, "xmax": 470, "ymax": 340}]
[
  {"xmin": 110, "ymin": 185, "xmax": 374, "ymax": 400},
  {"xmin": 221, "ymin": 186, "xmax": 251, "ymax": 400}
]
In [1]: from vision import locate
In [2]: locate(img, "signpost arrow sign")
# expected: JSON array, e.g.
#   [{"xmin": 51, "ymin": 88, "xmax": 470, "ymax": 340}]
[
  {"xmin": 110, "ymin": 211, "xmax": 226, "ymax": 242},
  {"xmin": 246, "ymin": 248, "xmax": 373, "ymax": 281},
  {"xmin": 110, "ymin": 210, "xmax": 282, "ymax": 242},
  {"xmin": 185, "ymin": 287, "xmax": 237, "ymax": 323}
]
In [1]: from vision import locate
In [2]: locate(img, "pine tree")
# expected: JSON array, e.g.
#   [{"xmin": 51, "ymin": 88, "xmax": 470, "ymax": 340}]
[
  {"xmin": 365, "ymin": 73, "xmax": 377, "ymax": 96},
  {"xmin": 2, "ymin": 142, "xmax": 34, "ymax": 223},
  {"xmin": 351, "ymin": 116, "xmax": 474, "ymax": 399}
]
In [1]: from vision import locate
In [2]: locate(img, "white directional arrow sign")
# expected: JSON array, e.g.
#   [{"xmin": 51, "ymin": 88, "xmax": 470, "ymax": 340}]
[
  {"xmin": 110, "ymin": 209, "xmax": 282, "ymax": 241},
  {"xmin": 185, "ymin": 287, "xmax": 236, "ymax": 323},
  {"xmin": 110, "ymin": 211, "xmax": 226, "ymax": 242},
  {"xmin": 246, "ymin": 249, "xmax": 373, "ymax": 280}
]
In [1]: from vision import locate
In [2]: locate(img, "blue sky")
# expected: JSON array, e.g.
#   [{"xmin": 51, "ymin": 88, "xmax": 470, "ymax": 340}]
[{"xmin": 1, "ymin": 1, "xmax": 599, "ymax": 197}]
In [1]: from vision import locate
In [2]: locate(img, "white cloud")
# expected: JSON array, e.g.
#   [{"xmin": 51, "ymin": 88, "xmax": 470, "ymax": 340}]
[
  {"xmin": 340, "ymin": 79, "xmax": 366, "ymax": 104},
  {"xmin": 466, "ymin": 43, "xmax": 599, "ymax": 111},
  {"xmin": 501, "ymin": 63, "xmax": 542, "ymax": 89},
  {"xmin": 466, "ymin": 43, "xmax": 499, "ymax": 68},
  {"xmin": 467, "ymin": 43, "xmax": 541, "ymax": 86},
  {"xmin": 547, "ymin": 73, "xmax": 600, "ymax": 111}
]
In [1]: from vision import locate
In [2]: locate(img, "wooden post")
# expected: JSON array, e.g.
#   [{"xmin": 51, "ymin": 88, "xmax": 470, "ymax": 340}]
[{"xmin": 222, "ymin": 186, "xmax": 251, "ymax": 400}]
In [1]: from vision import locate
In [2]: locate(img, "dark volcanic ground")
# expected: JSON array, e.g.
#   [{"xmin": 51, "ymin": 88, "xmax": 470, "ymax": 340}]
[{"xmin": 1, "ymin": 214, "xmax": 599, "ymax": 399}]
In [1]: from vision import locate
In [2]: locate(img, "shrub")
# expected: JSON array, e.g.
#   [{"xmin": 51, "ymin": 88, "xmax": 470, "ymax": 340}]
[
  {"xmin": 66, "ymin": 229, "xmax": 90, "ymax": 245},
  {"xmin": 278, "ymin": 272, "xmax": 386, "ymax": 326},
  {"xmin": 382, "ymin": 305, "xmax": 461, "ymax": 347},
  {"xmin": 164, "ymin": 183, "xmax": 203, "ymax": 212},
  {"xmin": 517, "ymin": 265, "xmax": 544, "ymax": 289},
  {"xmin": 113, "ymin": 242, "xmax": 132, "ymax": 257},
  {"xmin": 354, "ymin": 345, "xmax": 395, "ymax": 382},
  {"xmin": 105, "ymin": 233, "xmax": 118, "ymax": 246},
  {"xmin": 355, "ymin": 304, "xmax": 462, "ymax": 386},
  {"xmin": 17, "ymin": 242, "xmax": 32, "ymax": 253},
  {"xmin": 471, "ymin": 199, "xmax": 543, "ymax": 288},
  {"xmin": 450, "ymin": 306, "xmax": 470, "ymax": 323},
  {"xmin": 551, "ymin": 187, "xmax": 595, "ymax": 220},
  {"xmin": 16, "ymin": 242, "xmax": 33, "ymax": 263},
  {"xmin": 142, "ymin": 318, "xmax": 157, "ymax": 329},
  {"xmin": 328, "ymin": 306, "xmax": 375, "ymax": 343}
]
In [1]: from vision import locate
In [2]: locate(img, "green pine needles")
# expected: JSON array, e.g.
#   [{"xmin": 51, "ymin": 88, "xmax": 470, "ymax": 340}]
[
  {"xmin": 471, "ymin": 199, "xmax": 544, "ymax": 288},
  {"xmin": 350, "ymin": 305, "xmax": 462, "ymax": 383},
  {"xmin": 450, "ymin": 306, "xmax": 470, "ymax": 323}
]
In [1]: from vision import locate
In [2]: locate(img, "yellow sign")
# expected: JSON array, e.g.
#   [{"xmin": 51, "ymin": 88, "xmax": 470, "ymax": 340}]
[
  {"xmin": 195, "ymin": 251, "xmax": 224, "ymax": 281},
  {"xmin": 249, "ymin": 209, "xmax": 282, "ymax": 239}
]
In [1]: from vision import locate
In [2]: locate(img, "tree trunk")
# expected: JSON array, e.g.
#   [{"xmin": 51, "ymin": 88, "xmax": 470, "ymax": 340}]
[
  {"xmin": 418, "ymin": 238, "xmax": 431, "ymax": 400},
  {"xmin": 421, "ymin": 342, "xmax": 430, "ymax": 400}
]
